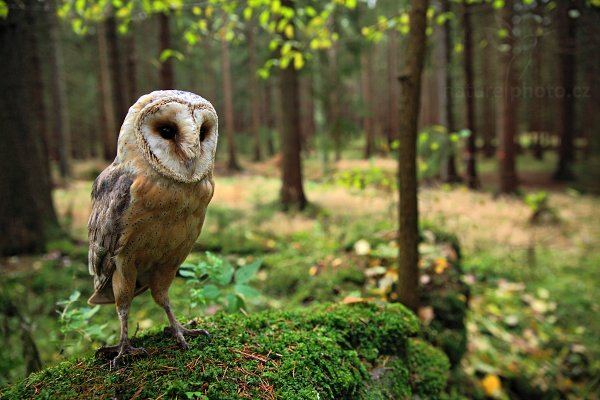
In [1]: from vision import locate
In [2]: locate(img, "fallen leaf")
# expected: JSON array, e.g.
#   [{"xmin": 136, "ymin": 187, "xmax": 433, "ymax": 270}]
[{"xmin": 481, "ymin": 374, "xmax": 502, "ymax": 397}]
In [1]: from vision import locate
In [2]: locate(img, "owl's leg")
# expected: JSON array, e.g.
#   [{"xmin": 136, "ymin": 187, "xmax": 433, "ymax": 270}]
[
  {"xmin": 149, "ymin": 271, "xmax": 210, "ymax": 350},
  {"xmin": 96, "ymin": 268, "xmax": 148, "ymax": 368}
]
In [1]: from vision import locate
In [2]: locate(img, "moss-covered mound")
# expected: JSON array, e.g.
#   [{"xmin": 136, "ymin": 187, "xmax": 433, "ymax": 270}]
[{"xmin": 1, "ymin": 303, "xmax": 449, "ymax": 400}]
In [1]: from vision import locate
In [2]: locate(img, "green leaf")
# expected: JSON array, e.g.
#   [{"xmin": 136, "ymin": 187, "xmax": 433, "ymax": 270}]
[
  {"xmin": 293, "ymin": 52, "xmax": 304, "ymax": 70},
  {"xmin": 225, "ymin": 293, "xmax": 242, "ymax": 312},
  {"xmin": 243, "ymin": 7, "xmax": 252, "ymax": 21},
  {"xmin": 257, "ymin": 67, "xmax": 270, "ymax": 80},
  {"xmin": 268, "ymin": 39, "xmax": 280, "ymax": 51},
  {"xmin": 214, "ymin": 261, "xmax": 234, "ymax": 286},
  {"xmin": 234, "ymin": 260, "xmax": 262, "ymax": 284},
  {"xmin": 184, "ymin": 31, "xmax": 197, "ymax": 46},
  {"xmin": 200, "ymin": 284, "xmax": 220, "ymax": 300},
  {"xmin": 281, "ymin": 42, "xmax": 292, "ymax": 56},
  {"xmin": 259, "ymin": 10, "xmax": 269, "ymax": 26},
  {"xmin": 458, "ymin": 129, "xmax": 471, "ymax": 138},
  {"xmin": 234, "ymin": 283, "xmax": 261, "ymax": 299},
  {"xmin": 69, "ymin": 290, "xmax": 81, "ymax": 302},
  {"xmin": 159, "ymin": 49, "xmax": 184, "ymax": 62},
  {"xmin": 179, "ymin": 269, "xmax": 196, "ymax": 278}
]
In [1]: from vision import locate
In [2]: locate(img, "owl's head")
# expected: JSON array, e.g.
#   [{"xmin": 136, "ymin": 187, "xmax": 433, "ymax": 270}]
[{"xmin": 119, "ymin": 90, "xmax": 218, "ymax": 183}]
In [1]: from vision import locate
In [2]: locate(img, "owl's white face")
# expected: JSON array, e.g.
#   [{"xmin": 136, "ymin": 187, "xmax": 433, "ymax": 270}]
[{"xmin": 121, "ymin": 91, "xmax": 218, "ymax": 183}]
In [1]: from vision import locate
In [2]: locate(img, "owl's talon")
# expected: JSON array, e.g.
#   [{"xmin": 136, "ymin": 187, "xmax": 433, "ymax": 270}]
[
  {"xmin": 165, "ymin": 323, "xmax": 211, "ymax": 349},
  {"xmin": 96, "ymin": 340, "xmax": 148, "ymax": 368}
]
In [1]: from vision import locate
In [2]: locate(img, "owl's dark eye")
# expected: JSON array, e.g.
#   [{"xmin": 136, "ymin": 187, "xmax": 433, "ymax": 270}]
[
  {"xmin": 199, "ymin": 124, "xmax": 209, "ymax": 142},
  {"xmin": 157, "ymin": 124, "xmax": 178, "ymax": 140}
]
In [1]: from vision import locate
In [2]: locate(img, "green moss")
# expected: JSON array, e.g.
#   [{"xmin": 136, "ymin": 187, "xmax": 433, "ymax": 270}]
[
  {"xmin": 1, "ymin": 303, "xmax": 449, "ymax": 400},
  {"xmin": 408, "ymin": 339, "xmax": 451, "ymax": 399}
]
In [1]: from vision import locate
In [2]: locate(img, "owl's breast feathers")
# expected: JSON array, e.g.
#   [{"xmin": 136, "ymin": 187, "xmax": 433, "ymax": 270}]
[{"xmin": 87, "ymin": 164, "xmax": 214, "ymax": 305}]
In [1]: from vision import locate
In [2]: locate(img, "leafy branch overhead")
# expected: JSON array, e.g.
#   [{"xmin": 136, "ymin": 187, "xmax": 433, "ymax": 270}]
[{"xmin": 53, "ymin": 0, "xmax": 361, "ymax": 76}]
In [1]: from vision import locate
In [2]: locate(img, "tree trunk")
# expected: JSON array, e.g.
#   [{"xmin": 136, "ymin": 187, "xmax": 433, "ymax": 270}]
[
  {"xmin": 440, "ymin": 0, "xmax": 461, "ymax": 182},
  {"xmin": 0, "ymin": 3, "xmax": 59, "ymax": 256},
  {"xmin": 300, "ymin": 75, "xmax": 316, "ymax": 153},
  {"xmin": 387, "ymin": 29, "xmax": 400, "ymax": 147},
  {"xmin": 552, "ymin": 0, "xmax": 577, "ymax": 181},
  {"xmin": 361, "ymin": 49, "xmax": 374, "ymax": 159},
  {"xmin": 279, "ymin": 0, "xmax": 307, "ymax": 210},
  {"xmin": 158, "ymin": 13, "xmax": 174, "ymax": 89},
  {"xmin": 265, "ymin": 79, "xmax": 278, "ymax": 157},
  {"xmin": 531, "ymin": 8, "xmax": 545, "ymax": 160},
  {"xmin": 125, "ymin": 33, "xmax": 138, "ymax": 105},
  {"xmin": 247, "ymin": 22, "xmax": 262, "ymax": 162},
  {"xmin": 327, "ymin": 40, "xmax": 342, "ymax": 161},
  {"xmin": 481, "ymin": 2, "xmax": 497, "ymax": 159},
  {"xmin": 25, "ymin": 5, "xmax": 51, "ymax": 174},
  {"xmin": 139, "ymin": 17, "xmax": 155, "ymax": 93},
  {"xmin": 396, "ymin": 0, "xmax": 429, "ymax": 313},
  {"xmin": 202, "ymin": 38, "xmax": 217, "ymax": 104},
  {"xmin": 106, "ymin": 15, "xmax": 127, "ymax": 127},
  {"xmin": 462, "ymin": 2, "xmax": 480, "ymax": 189},
  {"xmin": 48, "ymin": 1, "xmax": 71, "ymax": 178},
  {"xmin": 220, "ymin": 33, "xmax": 241, "ymax": 171},
  {"xmin": 97, "ymin": 22, "xmax": 118, "ymax": 161},
  {"xmin": 498, "ymin": 0, "xmax": 518, "ymax": 194}
]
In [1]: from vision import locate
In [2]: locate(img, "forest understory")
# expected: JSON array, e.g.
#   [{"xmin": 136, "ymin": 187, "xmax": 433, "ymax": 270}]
[{"xmin": 2, "ymin": 154, "xmax": 599, "ymax": 399}]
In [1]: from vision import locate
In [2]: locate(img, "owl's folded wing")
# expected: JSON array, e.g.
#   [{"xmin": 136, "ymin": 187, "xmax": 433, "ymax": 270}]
[{"xmin": 87, "ymin": 165, "xmax": 134, "ymax": 304}]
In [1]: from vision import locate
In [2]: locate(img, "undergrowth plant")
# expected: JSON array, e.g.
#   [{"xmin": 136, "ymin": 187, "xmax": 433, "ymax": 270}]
[
  {"xmin": 180, "ymin": 252, "xmax": 262, "ymax": 314},
  {"xmin": 56, "ymin": 290, "xmax": 113, "ymax": 352}
]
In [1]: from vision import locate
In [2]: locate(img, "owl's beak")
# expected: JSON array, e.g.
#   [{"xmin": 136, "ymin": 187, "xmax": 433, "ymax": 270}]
[{"xmin": 185, "ymin": 157, "xmax": 197, "ymax": 175}]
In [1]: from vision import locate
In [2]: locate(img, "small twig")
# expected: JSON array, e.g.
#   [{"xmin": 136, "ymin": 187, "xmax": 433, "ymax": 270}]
[
  {"xmin": 233, "ymin": 349, "xmax": 268, "ymax": 363},
  {"xmin": 221, "ymin": 365, "xmax": 229, "ymax": 380}
]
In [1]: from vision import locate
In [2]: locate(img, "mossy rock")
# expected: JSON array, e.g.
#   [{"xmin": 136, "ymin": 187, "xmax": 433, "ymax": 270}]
[{"xmin": 1, "ymin": 303, "xmax": 449, "ymax": 400}]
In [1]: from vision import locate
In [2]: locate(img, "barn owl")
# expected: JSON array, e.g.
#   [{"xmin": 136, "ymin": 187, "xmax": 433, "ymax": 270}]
[{"xmin": 87, "ymin": 90, "xmax": 218, "ymax": 368}]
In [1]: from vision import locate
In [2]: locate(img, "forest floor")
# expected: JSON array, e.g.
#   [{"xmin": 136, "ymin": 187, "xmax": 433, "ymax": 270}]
[{"xmin": 2, "ymin": 154, "xmax": 599, "ymax": 398}]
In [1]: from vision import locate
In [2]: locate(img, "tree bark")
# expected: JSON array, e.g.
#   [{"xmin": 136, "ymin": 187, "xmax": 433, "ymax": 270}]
[
  {"xmin": 481, "ymin": 2, "xmax": 497, "ymax": 159},
  {"xmin": 265, "ymin": 79, "xmax": 278, "ymax": 157},
  {"xmin": 106, "ymin": 15, "xmax": 127, "ymax": 127},
  {"xmin": 97, "ymin": 22, "xmax": 118, "ymax": 161},
  {"xmin": 279, "ymin": 0, "xmax": 307, "ymax": 210},
  {"xmin": 552, "ymin": 0, "xmax": 577, "ymax": 181},
  {"xmin": 158, "ymin": 13, "xmax": 174, "ymax": 89},
  {"xmin": 247, "ymin": 22, "xmax": 262, "ymax": 162},
  {"xmin": 125, "ymin": 32, "xmax": 138, "ymax": 105},
  {"xmin": 396, "ymin": 0, "xmax": 429, "ymax": 313},
  {"xmin": 0, "ymin": 3, "xmax": 59, "ymax": 256},
  {"xmin": 25, "ymin": 5, "xmax": 51, "ymax": 173},
  {"xmin": 327, "ymin": 39, "xmax": 342, "ymax": 161},
  {"xmin": 300, "ymin": 75, "xmax": 316, "ymax": 153},
  {"xmin": 498, "ymin": 0, "xmax": 518, "ymax": 194},
  {"xmin": 201, "ymin": 38, "xmax": 217, "ymax": 104},
  {"xmin": 361, "ymin": 49, "xmax": 374, "ymax": 159},
  {"xmin": 440, "ymin": 0, "xmax": 461, "ymax": 182},
  {"xmin": 48, "ymin": 0, "xmax": 71, "ymax": 178},
  {"xmin": 220, "ymin": 33, "xmax": 241, "ymax": 171},
  {"xmin": 531, "ymin": 7, "xmax": 545, "ymax": 160},
  {"xmin": 387, "ymin": 29, "xmax": 400, "ymax": 147},
  {"xmin": 462, "ymin": 2, "xmax": 480, "ymax": 189}
]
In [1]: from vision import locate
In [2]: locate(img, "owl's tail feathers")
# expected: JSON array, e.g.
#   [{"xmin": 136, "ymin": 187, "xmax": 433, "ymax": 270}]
[
  {"xmin": 88, "ymin": 290, "xmax": 115, "ymax": 305},
  {"xmin": 87, "ymin": 284, "xmax": 149, "ymax": 305}
]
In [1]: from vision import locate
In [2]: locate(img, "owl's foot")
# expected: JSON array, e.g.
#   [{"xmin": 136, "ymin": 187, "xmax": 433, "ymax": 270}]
[
  {"xmin": 164, "ymin": 322, "xmax": 210, "ymax": 350},
  {"xmin": 96, "ymin": 340, "xmax": 149, "ymax": 369}
]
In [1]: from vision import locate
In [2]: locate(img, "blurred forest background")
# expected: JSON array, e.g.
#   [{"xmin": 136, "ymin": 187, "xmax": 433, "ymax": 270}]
[{"xmin": 1, "ymin": 0, "xmax": 599, "ymax": 398}]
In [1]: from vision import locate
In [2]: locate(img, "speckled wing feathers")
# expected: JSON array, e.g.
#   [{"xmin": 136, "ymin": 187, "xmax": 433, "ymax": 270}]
[{"xmin": 87, "ymin": 165, "xmax": 134, "ymax": 304}]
